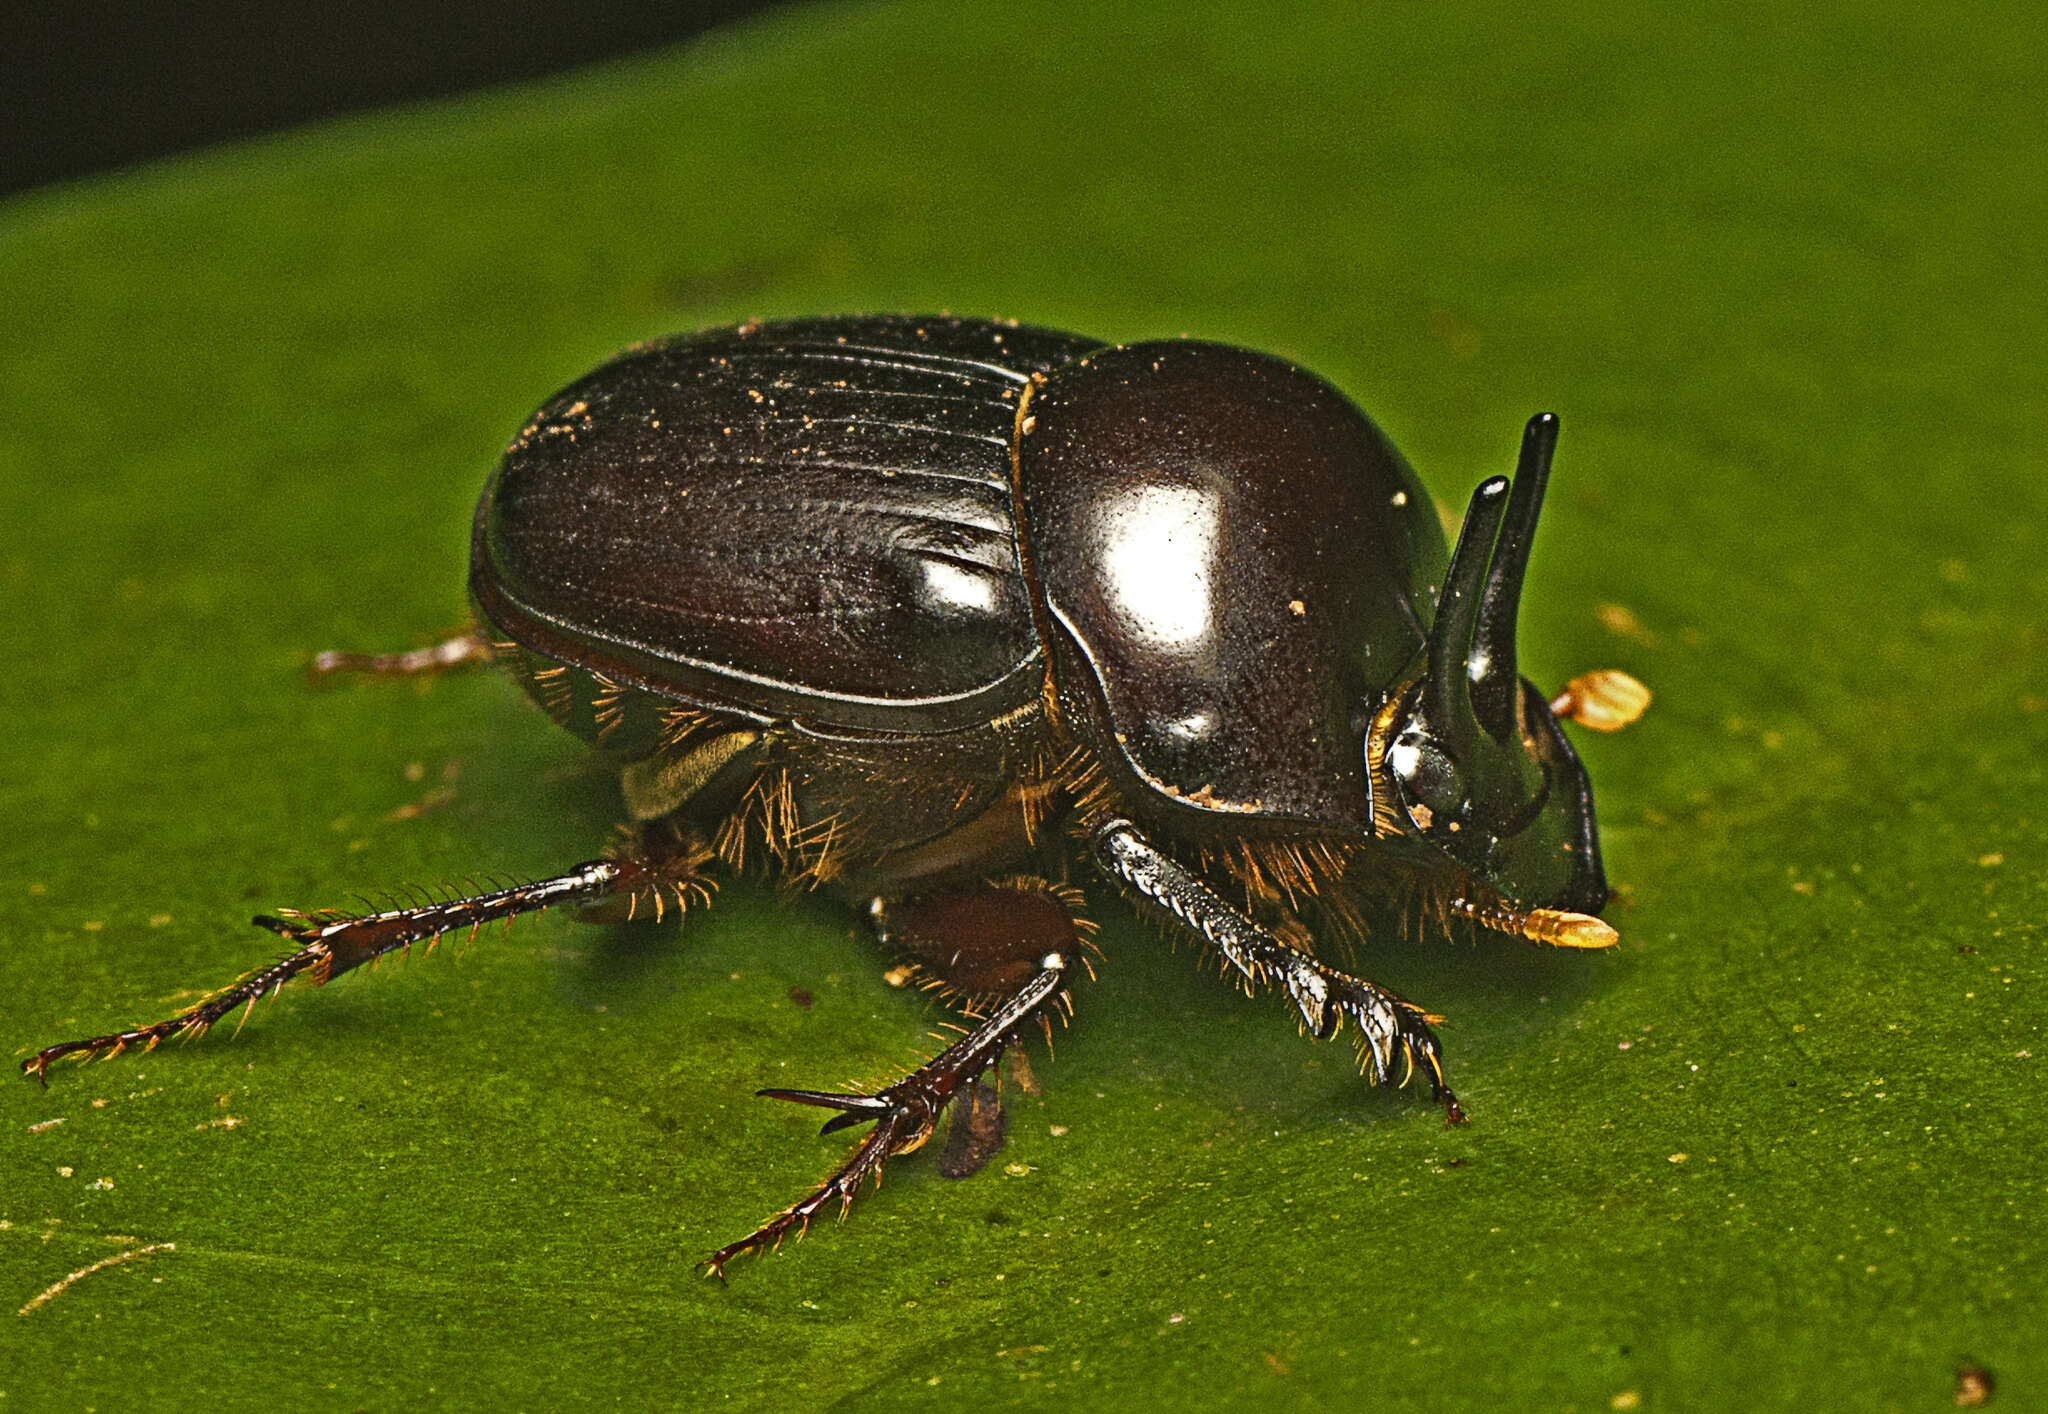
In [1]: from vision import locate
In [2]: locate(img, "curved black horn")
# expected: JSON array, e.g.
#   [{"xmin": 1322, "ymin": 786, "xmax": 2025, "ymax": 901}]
[
  {"xmin": 1469, "ymin": 414, "xmax": 1558, "ymax": 739},
  {"xmin": 1424, "ymin": 475, "xmax": 1511, "ymax": 756}
]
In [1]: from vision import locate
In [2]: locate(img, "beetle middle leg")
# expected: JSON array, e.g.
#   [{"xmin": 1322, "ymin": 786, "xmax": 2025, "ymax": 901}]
[
  {"xmin": 306, "ymin": 629, "xmax": 496, "ymax": 680},
  {"xmin": 20, "ymin": 823, "xmax": 712, "ymax": 1083},
  {"xmin": 1088, "ymin": 818, "xmax": 1465, "ymax": 1123},
  {"xmin": 702, "ymin": 877, "xmax": 1086, "ymax": 1276}
]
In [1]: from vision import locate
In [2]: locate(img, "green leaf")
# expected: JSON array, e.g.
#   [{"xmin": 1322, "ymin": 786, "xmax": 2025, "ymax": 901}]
[{"xmin": 4, "ymin": 2, "xmax": 2043, "ymax": 1408}]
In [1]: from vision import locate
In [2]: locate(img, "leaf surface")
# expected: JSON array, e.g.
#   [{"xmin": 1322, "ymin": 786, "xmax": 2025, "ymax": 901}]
[{"xmin": 4, "ymin": 3, "xmax": 2043, "ymax": 1408}]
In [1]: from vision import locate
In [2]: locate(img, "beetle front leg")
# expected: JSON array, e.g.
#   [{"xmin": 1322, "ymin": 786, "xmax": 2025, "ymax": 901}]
[
  {"xmin": 20, "ymin": 831, "xmax": 712, "ymax": 1083},
  {"xmin": 1088, "ymin": 818, "xmax": 1464, "ymax": 1123},
  {"xmin": 702, "ymin": 951, "xmax": 1070, "ymax": 1278}
]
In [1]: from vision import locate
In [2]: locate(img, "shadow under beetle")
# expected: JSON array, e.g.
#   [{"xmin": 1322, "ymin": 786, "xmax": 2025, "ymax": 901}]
[{"xmin": 25, "ymin": 314, "xmax": 1648, "ymax": 1275}]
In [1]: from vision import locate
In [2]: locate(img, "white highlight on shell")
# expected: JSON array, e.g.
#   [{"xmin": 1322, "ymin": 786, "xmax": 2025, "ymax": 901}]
[
  {"xmin": 1096, "ymin": 480, "xmax": 1221, "ymax": 654},
  {"xmin": 917, "ymin": 558, "xmax": 1000, "ymax": 616}
]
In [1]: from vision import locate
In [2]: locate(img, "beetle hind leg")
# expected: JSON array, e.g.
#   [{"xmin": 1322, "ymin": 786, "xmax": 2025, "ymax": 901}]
[
  {"xmin": 20, "ymin": 828, "xmax": 715, "ymax": 1084},
  {"xmin": 701, "ymin": 879, "xmax": 1086, "ymax": 1276}
]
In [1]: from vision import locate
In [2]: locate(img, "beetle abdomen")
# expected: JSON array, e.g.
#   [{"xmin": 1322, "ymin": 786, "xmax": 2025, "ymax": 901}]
[{"xmin": 474, "ymin": 316, "xmax": 1098, "ymax": 731}]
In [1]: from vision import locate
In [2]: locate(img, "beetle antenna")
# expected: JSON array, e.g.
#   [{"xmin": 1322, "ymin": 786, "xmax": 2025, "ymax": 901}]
[
  {"xmin": 1448, "ymin": 893, "xmax": 1617, "ymax": 949},
  {"xmin": 1469, "ymin": 414, "xmax": 1557, "ymax": 740},
  {"xmin": 1423, "ymin": 476, "xmax": 1510, "ymax": 756}
]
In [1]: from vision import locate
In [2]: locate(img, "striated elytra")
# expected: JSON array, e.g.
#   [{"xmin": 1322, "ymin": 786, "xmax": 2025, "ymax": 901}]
[{"xmin": 28, "ymin": 314, "xmax": 1643, "ymax": 1275}]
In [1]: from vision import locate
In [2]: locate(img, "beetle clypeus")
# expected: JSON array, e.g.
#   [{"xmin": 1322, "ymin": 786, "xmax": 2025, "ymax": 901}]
[{"xmin": 26, "ymin": 315, "xmax": 1646, "ymax": 1275}]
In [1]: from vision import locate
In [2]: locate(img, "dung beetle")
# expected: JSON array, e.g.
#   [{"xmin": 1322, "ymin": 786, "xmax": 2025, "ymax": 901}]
[{"xmin": 25, "ymin": 314, "xmax": 1646, "ymax": 1275}]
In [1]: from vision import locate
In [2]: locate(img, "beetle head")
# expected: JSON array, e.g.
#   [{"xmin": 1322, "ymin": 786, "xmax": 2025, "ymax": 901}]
[{"xmin": 1377, "ymin": 415, "xmax": 1607, "ymax": 915}]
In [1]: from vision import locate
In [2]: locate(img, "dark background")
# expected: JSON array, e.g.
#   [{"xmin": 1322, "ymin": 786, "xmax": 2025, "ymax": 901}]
[{"xmin": 3, "ymin": 0, "xmax": 793, "ymax": 197}]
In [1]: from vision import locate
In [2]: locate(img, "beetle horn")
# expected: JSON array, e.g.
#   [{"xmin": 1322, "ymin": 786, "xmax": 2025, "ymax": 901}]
[
  {"xmin": 1423, "ymin": 475, "xmax": 1512, "ymax": 756},
  {"xmin": 1469, "ymin": 413, "xmax": 1558, "ymax": 741}
]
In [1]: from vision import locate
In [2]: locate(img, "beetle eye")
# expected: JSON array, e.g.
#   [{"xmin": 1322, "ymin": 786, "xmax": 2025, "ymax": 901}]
[{"xmin": 1387, "ymin": 729, "xmax": 1466, "ymax": 826}]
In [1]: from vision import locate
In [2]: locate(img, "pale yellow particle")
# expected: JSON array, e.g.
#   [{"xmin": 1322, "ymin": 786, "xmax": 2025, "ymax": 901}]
[
  {"xmin": 1553, "ymin": 669, "xmax": 1651, "ymax": 731},
  {"xmin": 1595, "ymin": 603, "xmax": 1659, "ymax": 646}
]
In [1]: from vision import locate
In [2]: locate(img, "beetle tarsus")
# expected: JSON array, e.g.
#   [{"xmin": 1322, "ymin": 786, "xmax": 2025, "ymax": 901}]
[
  {"xmin": 701, "ymin": 956, "xmax": 1067, "ymax": 1278},
  {"xmin": 756, "ymin": 1088, "xmax": 894, "ymax": 1136}
]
